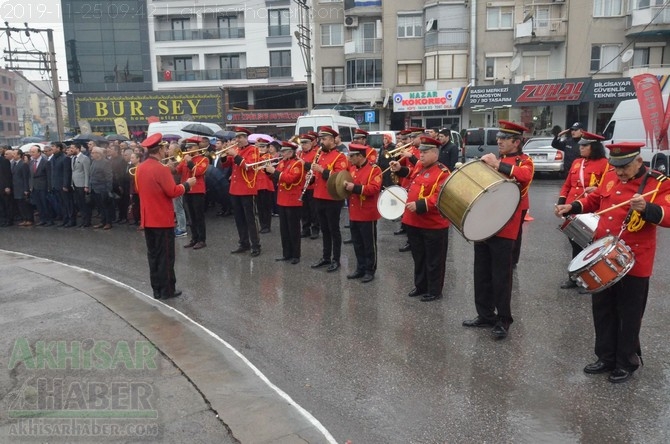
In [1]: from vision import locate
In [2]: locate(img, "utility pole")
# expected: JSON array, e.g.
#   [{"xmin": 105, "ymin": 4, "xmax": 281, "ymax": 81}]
[
  {"xmin": 294, "ymin": 0, "xmax": 313, "ymax": 111},
  {"xmin": 2, "ymin": 23, "xmax": 65, "ymax": 141}
]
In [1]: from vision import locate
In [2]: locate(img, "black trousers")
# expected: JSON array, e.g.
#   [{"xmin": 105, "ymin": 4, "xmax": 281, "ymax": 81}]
[
  {"xmin": 231, "ymin": 194, "xmax": 260, "ymax": 250},
  {"xmin": 406, "ymin": 225, "xmax": 449, "ymax": 297},
  {"xmin": 278, "ymin": 205, "xmax": 301, "ymax": 259},
  {"xmin": 315, "ymin": 198, "xmax": 343, "ymax": 262},
  {"xmin": 300, "ymin": 189, "xmax": 319, "ymax": 233},
  {"xmin": 117, "ymin": 190, "xmax": 130, "ymax": 221},
  {"xmin": 92, "ymin": 191, "xmax": 114, "ymax": 225},
  {"xmin": 74, "ymin": 187, "xmax": 92, "ymax": 225},
  {"xmin": 32, "ymin": 188, "xmax": 51, "ymax": 223},
  {"xmin": 592, "ymin": 275, "xmax": 649, "ymax": 371},
  {"xmin": 512, "ymin": 209, "xmax": 527, "ymax": 265},
  {"xmin": 0, "ymin": 191, "xmax": 13, "ymax": 224},
  {"xmin": 474, "ymin": 236, "xmax": 515, "ymax": 326},
  {"xmin": 184, "ymin": 193, "xmax": 206, "ymax": 242},
  {"xmin": 144, "ymin": 227, "xmax": 177, "ymax": 299},
  {"xmin": 130, "ymin": 194, "xmax": 140, "ymax": 223},
  {"xmin": 257, "ymin": 189, "xmax": 273, "ymax": 231},
  {"xmin": 350, "ymin": 220, "xmax": 377, "ymax": 274},
  {"xmin": 61, "ymin": 189, "xmax": 75, "ymax": 225},
  {"xmin": 17, "ymin": 198, "xmax": 33, "ymax": 222}
]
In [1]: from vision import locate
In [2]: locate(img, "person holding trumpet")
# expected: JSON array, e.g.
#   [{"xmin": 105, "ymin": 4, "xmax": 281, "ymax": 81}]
[
  {"xmin": 389, "ymin": 136, "xmax": 450, "ymax": 302},
  {"xmin": 254, "ymin": 137, "xmax": 276, "ymax": 234},
  {"xmin": 176, "ymin": 136, "xmax": 210, "ymax": 250},
  {"xmin": 555, "ymin": 142, "xmax": 670, "ymax": 383},
  {"xmin": 223, "ymin": 127, "xmax": 262, "ymax": 257},
  {"xmin": 342, "ymin": 143, "xmax": 382, "ymax": 283},
  {"xmin": 264, "ymin": 141, "xmax": 304, "ymax": 264}
]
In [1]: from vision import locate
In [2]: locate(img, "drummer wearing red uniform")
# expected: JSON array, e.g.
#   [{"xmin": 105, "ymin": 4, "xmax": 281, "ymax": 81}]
[
  {"xmin": 389, "ymin": 136, "xmax": 450, "ymax": 301},
  {"xmin": 557, "ymin": 131, "xmax": 610, "ymax": 291},
  {"xmin": 223, "ymin": 126, "xmax": 262, "ymax": 257},
  {"xmin": 342, "ymin": 143, "xmax": 382, "ymax": 283},
  {"xmin": 462, "ymin": 121, "xmax": 534, "ymax": 339},
  {"xmin": 265, "ymin": 141, "xmax": 304, "ymax": 264},
  {"xmin": 176, "ymin": 136, "xmax": 209, "ymax": 250},
  {"xmin": 309, "ymin": 126, "xmax": 350, "ymax": 272},
  {"xmin": 135, "ymin": 133, "xmax": 196, "ymax": 299},
  {"xmin": 556, "ymin": 142, "xmax": 670, "ymax": 383}
]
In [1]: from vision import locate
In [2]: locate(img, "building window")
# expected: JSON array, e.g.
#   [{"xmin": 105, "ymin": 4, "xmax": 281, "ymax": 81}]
[
  {"xmin": 486, "ymin": 7, "xmax": 513, "ymax": 30},
  {"xmin": 270, "ymin": 50, "xmax": 291, "ymax": 77},
  {"xmin": 220, "ymin": 54, "xmax": 242, "ymax": 79},
  {"xmin": 591, "ymin": 44, "xmax": 621, "ymax": 72},
  {"xmin": 397, "ymin": 15, "xmax": 423, "ymax": 38},
  {"xmin": 322, "ymin": 67, "xmax": 345, "ymax": 92},
  {"xmin": 321, "ymin": 24, "xmax": 344, "ymax": 46},
  {"xmin": 346, "ymin": 59, "xmax": 382, "ymax": 88},
  {"xmin": 522, "ymin": 55, "xmax": 549, "ymax": 80},
  {"xmin": 633, "ymin": 48, "xmax": 650, "ymax": 67},
  {"xmin": 484, "ymin": 56, "xmax": 512, "ymax": 80},
  {"xmin": 173, "ymin": 57, "xmax": 194, "ymax": 81},
  {"xmin": 425, "ymin": 54, "xmax": 468, "ymax": 80},
  {"xmin": 171, "ymin": 18, "xmax": 190, "ymax": 41},
  {"xmin": 593, "ymin": 0, "xmax": 623, "ymax": 17},
  {"xmin": 397, "ymin": 62, "xmax": 422, "ymax": 85},
  {"xmin": 269, "ymin": 9, "xmax": 290, "ymax": 36},
  {"xmin": 218, "ymin": 15, "xmax": 242, "ymax": 39}
]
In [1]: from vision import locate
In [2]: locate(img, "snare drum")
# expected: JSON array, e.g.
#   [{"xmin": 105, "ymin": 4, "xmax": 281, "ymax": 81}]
[
  {"xmin": 377, "ymin": 186, "xmax": 408, "ymax": 220},
  {"xmin": 559, "ymin": 213, "xmax": 599, "ymax": 248},
  {"xmin": 568, "ymin": 236, "xmax": 635, "ymax": 293},
  {"xmin": 437, "ymin": 161, "xmax": 520, "ymax": 241}
]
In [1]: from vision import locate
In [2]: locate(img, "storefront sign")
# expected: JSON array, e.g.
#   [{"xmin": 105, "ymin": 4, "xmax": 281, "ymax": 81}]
[
  {"xmin": 515, "ymin": 78, "xmax": 589, "ymax": 105},
  {"xmin": 467, "ymin": 85, "xmax": 518, "ymax": 106},
  {"xmin": 583, "ymin": 78, "xmax": 637, "ymax": 101},
  {"xmin": 226, "ymin": 110, "xmax": 305, "ymax": 124},
  {"xmin": 393, "ymin": 88, "xmax": 467, "ymax": 112},
  {"xmin": 72, "ymin": 92, "xmax": 223, "ymax": 125}
]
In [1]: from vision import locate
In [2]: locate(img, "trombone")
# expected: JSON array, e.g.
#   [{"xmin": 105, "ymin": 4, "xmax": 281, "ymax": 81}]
[
  {"xmin": 128, "ymin": 146, "xmax": 209, "ymax": 175},
  {"xmin": 384, "ymin": 142, "xmax": 413, "ymax": 159}
]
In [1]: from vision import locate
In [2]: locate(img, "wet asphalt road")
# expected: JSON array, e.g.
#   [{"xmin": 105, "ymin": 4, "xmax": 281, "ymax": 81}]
[{"xmin": 3, "ymin": 177, "xmax": 670, "ymax": 443}]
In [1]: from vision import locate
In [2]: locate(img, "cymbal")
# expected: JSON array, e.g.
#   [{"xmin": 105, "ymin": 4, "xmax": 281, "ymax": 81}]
[
  {"xmin": 326, "ymin": 171, "xmax": 341, "ymax": 200},
  {"xmin": 335, "ymin": 169, "xmax": 353, "ymax": 200}
]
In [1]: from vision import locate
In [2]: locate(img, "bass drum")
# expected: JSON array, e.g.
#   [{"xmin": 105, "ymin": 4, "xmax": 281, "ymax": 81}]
[
  {"xmin": 437, "ymin": 161, "xmax": 520, "ymax": 241},
  {"xmin": 377, "ymin": 186, "xmax": 408, "ymax": 221}
]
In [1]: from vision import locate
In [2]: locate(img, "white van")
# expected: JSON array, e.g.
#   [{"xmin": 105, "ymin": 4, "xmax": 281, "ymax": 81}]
[
  {"xmin": 601, "ymin": 97, "xmax": 669, "ymax": 173},
  {"xmin": 294, "ymin": 110, "xmax": 359, "ymax": 146},
  {"xmin": 146, "ymin": 121, "xmax": 223, "ymax": 140}
]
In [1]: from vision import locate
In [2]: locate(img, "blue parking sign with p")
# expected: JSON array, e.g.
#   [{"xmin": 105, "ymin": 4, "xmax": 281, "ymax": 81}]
[{"xmin": 364, "ymin": 111, "xmax": 375, "ymax": 123}]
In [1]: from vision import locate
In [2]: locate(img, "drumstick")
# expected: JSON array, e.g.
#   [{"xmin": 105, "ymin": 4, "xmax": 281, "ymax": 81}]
[
  {"xmin": 383, "ymin": 187, "xmax": 407, "ymax": 204},
  {"xmin": 595, "ymin": 189, "xmax": 658, "ymax": 215},
  {"xmin": 381, "ymin": 165, "xmax": 393, "ymax": 175}
]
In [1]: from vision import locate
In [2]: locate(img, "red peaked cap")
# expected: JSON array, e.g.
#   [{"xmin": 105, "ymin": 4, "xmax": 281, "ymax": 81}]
[
  {"xmin": 141, "ymin": 133, "xmax": 163, "ymax": 148},
  {"xmin": 497, "ymin": 120, "xmax": 530, "ymax": 137},
  {"xmin": 318, "ymin": 126, "xmax": 339, "ymax": 138},
  {"xmin": 606, "ymin": 142, "xmax": 645, "ymax": 167},
  {"xmin": 348, "ymin": 143, "xmax": 368, "ymax": 155}
]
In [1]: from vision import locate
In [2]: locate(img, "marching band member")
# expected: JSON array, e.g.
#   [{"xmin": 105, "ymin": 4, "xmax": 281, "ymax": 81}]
[
  {"xmin": 298, "ymin": 132, "xmax": 320, "ymax": 239},
  {"xmin": 309, "ymin": 126, "xmax": 350, "ymax": 272},
  {"xmin": 557, "ymin": 131, "xmax": 610, "ymax": 291},
  {"xmin": 390, "ymin": 136, "xmax": 450, "ymax": 301},
  {"xmin": 224, "ymin": 126, "xmax": 262, "ymax": 257},
  {"xmin": 342, "ymin": 143, "xmax": 382, "ymax": 283},
  {"xmin": 176, "ymin": 136, "xmax": 209, "ymax": 250},
  {"xmin": 352, "ymin": 129, "xmax": 377, "ymax": 164},
  {"xmin": 395, "ymin": 127, "xmax": 423, "ymax": 251},
  {"xmin": 135, "ymin": 133, "xmax": 196, "ymax": 300},
  {"xmin": 265, "ymin": 141, "xmax": 304, "ymax": 264},
  {"xmin": 556, "ymin": 142, "xmax": 670, "ymax": 383},
  {"xmin": 462, "ymin": 121, "xmax": 534, "ymax": 339},
  {"xmin": 255, "ymin": 137, "xmax": 275, "ymax": 234}
]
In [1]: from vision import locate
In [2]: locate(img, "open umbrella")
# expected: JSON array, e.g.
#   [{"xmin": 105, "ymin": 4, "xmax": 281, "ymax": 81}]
[
  {"xmin": 162, "ymin": 134, "xmax": 182, "ymax": 142},
  {"xmin": 21, "ymin": 136, "xmax": 45, "ymax": 143},
  {"xmin": 182, "ymin": 123, "xmax": 215, "ymax": 137},
  {"xmin": 106, "ymin": 134, "xmax": 129, "ymax": 142},
  {"xmin": 18, "ymin": 143, "xmax": 47, "ymax": 153},
  {"xmin": 248, "ymin": 133, "xmax": 275, "ymax": 143},
  {"xmin": 214, "ymin": 130, "xmax": 235, "ymax": 141},
  {"xmin": 74, "ymin": 133, "xmax": 107, "ymax": 143}
]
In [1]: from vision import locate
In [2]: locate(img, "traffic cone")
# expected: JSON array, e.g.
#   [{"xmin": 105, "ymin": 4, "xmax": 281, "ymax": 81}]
[{"xmin": 524, "ymin": 211, "xmax": 534, "ymax": 222}]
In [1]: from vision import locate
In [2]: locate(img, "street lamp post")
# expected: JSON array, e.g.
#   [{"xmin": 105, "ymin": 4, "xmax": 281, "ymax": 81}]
[{"xmin": 294, "ymin": 0, "xmax": 313, "ymax": 111}]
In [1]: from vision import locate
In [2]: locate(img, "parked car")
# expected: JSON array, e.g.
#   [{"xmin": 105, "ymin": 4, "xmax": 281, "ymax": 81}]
[{"xmin": 523, "ymin": 137, "xmax": 564, "ymax": 178}]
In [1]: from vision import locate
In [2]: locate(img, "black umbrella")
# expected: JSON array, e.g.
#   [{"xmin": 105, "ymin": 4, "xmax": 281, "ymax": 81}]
[
  {"xmin": 182, "ymin": 123, "xmax": 215, "ymax": 137},
  {"xmin": 74, "ymin": 133, "xmax": 107, "ymax": 143},
  {"xmin": 106, "ymin": 134, "xmax": 130, "ymax": 141},
  {"xmin": 214, "ymin": 130, "xmax": 235, "ymax": 141}
]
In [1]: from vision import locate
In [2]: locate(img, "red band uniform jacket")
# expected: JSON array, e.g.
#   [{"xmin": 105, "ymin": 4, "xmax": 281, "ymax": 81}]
[
  {"xmin": 224, "ymin": 144, "xmax": 259, "ymax": 196},
  {"xmin": 256, "ymin": 153, "xmax": 276, "ymax": 192},
  {"xmin": 313, "ymin": 149, "xmax": 349, "ymax": 200},
  {"xmin": 176, "ymin": 154, "xmax": 208, "ymax": 194},
  {"xmin": 273, "ymin": 157, "xmax": 305, "ymax": 207},
  {"xmin": 495, "ymin": 153, "xmax": 534, "ymax": 239},
  {"xmin": 136, "ymin": 157, "xmax": 187, "ymax": 227},
  {"xmin": 299, "ymin": 148, "xmax": 318, "ymax": 191},
  {"xmin": 348, "ymin": 161, "xmax": 382, "ymax": 221},
  {"xmin": 401, "ymin": 161, "xmax": 450, "ymax": 229},
  {"xmin": 559, "ymin": 157, "xmax": 610, "ymax": 204}
]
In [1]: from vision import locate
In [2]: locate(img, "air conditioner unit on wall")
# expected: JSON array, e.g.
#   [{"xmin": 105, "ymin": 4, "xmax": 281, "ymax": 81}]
[{"xmin": 344, "ymin": 16, "xmax": 358, "ymax": 28}]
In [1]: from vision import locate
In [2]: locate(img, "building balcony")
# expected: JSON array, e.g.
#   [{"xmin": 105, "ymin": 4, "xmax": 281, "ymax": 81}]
[
  {"xmin": 320, "ymin": 84, "xmax": 346, "ymax": 93},
  {"xmin": 627, "ymin": 6, "xmax": 670, "ymax": 36},
  {"xmin": 344, "ymin": 38, "xmax": 382, "ymax": 55},
  {"xmin": 424, "ymin": 30, "xmax": 469, "ymax": 52},
  {"xmin": 154, "ymin": 27, "xmax": 245, "ymax": 42},
  {"xmin": 624, "ymin": 64, "xmax": 670, "ymax": 78},
  {"xmin": 158, "ymin": 68, "xmax": 246, "ymax": 82},
  {"xmin": 514, "ymin": 19, "xmax": 566, "ymax": 46}
]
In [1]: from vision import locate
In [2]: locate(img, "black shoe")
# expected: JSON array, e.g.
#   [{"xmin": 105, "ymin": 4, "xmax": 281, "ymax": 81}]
[
  {"xmin": 327, "ymin": 261, "xmax": 340, "ymax": 272},
  {"xmin": 192, "ymin": 241, "xmax": 207, "ymax": 250},
  {"xmin": 584, "ymin": 360, "xmax": 615, "ymax": 374},
  {"xmin": 259, "ymin": 228, "xmax": 271, "ymax": 234},
  {"xmin": 153, "ymin": 291, "xmax": 162, "ymax": 300},
  {"xmin": 492, "ymin": 323, "xmax": 508, "ymax": 339},
  {"xmin": 608, "ymin": 368, "xmax": 633, "ymax": 383},
  {"xmin": 347, "ymin": 271, "xmax": 365, "ymax": 279},
  {"xmin": 311, "ymin": 258, "xmax": 330, "ymax": 268},
  {"xmin": 462, "ymin": 316, "xmax": 496, "ymax": 328},
  {"xmin": 310, "ymin": 232, "xmax": 319, "ymax": 239},
  {"xmin": 393, "ymin": 228, "xmax": 406, "ymax": 235},
  {"xmin": 408, "ymin": 288, "xmax": 425, "ymax": 298},
  {"xmin": 344, "ymin": 224, "xmax": 350, "ymax": 229},
  {"xmin": 184, "ymin": 240, "xmax": 196, "ymax": 248},
  {"xmin": 230, "ymin": 246, "xmax": 250, "ymax": 254},
  {"xmin": 300, "ymin": 231, "xmax": 311, "ymax": 238},
  {"xmin": 343, "ymin": 239, "xmax": 353, "ymax": 244},
  {"xmin": 399, "ymin": 242, "xmax": 411, "ymax": 253},
  {"xmin": 560, "ymin": 279, "xmax": 578, "ymax": 289},
  {"xmin": 578, "ymin": 287, "xmax": 591, "ymax": 295},
  {"xmin": 421, "ymin": 294, "xmax": 442, "ymax": 302},
  {"xmin": 290, "ymin": 258, "xmax": 300, "ymax": 265},
  {"xmin": 361, "ymin": 274, "xmax": 374, "ymax": 283},
  {"xmin": 250, "ymin": 249, "xmax": 261, "ymax": 257},
  {"xmin": 275, "ymin": 257, "xmax": 289, "ymax": 261},
  {"xmin": 164, "ymin": 290, "xmax": 183, "ymax": 300}
]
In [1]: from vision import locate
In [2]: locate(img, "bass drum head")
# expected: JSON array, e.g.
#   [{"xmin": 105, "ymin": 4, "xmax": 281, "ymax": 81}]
[
  {"xmin": 568, "ymin": 236, "xmax": 615, "ymax": 272},
  {"xmin": 461, "ymin": 181, "xmax": 520, "ymax": 241},
  {"xmin": 377, "ymin": 186, "xmax": 407, "ymax": 220}
]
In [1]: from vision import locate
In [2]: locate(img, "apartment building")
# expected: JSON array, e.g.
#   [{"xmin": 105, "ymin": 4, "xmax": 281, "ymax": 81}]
[{"xmin": 0, "ymin": 69, "xmax": 20, "ymax": 146}]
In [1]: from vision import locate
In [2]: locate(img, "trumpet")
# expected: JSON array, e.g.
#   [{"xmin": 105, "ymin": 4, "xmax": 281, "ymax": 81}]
[
  {"xmin": 384, "ymin": 142, "xmax": 413, "ymax": 159},
  {"xmin": 247, "ymin": 157, "xmax": 281, "ymax": 171},
  {"xmin": 128, "ymin": 146, "xmax": 210, "ymax": 176},
  {"xmin": 213, "ymin": 140, "xmax": 239, "ymax": 157}
]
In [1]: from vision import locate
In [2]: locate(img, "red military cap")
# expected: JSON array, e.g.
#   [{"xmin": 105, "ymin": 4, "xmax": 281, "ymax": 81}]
[
  {"xmin": 496, "ymin": 120, "xmax": 530, "ymax": 138},
  {"xmin": 185, "ymin": 136, "xmax": 204, "ymax": 143},
  {"xmin": 300, "ymin": 133, "xmax": 316, "ymax": 143},
  {"xmin": 318, "ymin": 126, "xmax": 339, "ymax": 138},
  {"xmin": 418, "ymin": 136, "xmax": 441, "ymax": 151},
  {"xmin": 255, "ymin": 137, "xmax": 270, "ymax": 146},
  {"xmin": 233, "ymin": 126, "xmax": 251, "ymax": 137},
  {"xmin": 141, "ymin": 133, "xmax": 163, "ymax": 149},
  {"xmin": 307, "ymin": 130, "xmax": 319, "ymax": 138},
  {"xmin": 348, "ymin": 143, "xmax": 368, "ymax": 156},
  {"xmin": 280, "ymin": 141, "xmax": 298, "ymax": 151},
  {"xmin": 407, "ymin": 127, "xmax": 425, "ymax": 137},
  {"xmin": 606, "ymin": 142, "xmax": 645, "ymax": 167},
  {"xmin": 353, "ymin": 129, "xmax": 369, "ymax": 139},
  {"xmin": 578, "ymin": 131, "xmax": 606, "ymax": 145}
]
